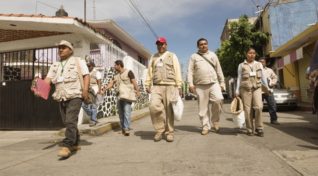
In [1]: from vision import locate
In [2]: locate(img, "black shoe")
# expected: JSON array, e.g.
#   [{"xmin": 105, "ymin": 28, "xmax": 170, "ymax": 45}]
[
  {"xmin": 255, "ymin": 129, "xmax": 264, "ymax": 137},
  {"xmin": 271, "ymin": 121, "xmax": 280, "ymax": 125}
]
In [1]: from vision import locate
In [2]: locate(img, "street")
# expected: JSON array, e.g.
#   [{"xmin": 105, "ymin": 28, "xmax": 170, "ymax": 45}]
[{"xmin": 0, "ymin": 100, "xmax": 317, "ymax": 176}]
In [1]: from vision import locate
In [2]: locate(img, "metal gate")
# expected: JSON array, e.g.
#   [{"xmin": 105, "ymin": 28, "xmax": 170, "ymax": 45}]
[{"xmin": 0, "ymin": 48, "xmax": 63, "ymax": 130}]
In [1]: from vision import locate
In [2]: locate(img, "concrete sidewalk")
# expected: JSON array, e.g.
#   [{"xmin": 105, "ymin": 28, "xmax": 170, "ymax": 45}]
[
  {"xmin": 59, "ymin": 107, "xmax": 150, "ymax": 136},
  {"xmin": 1, "ymin": 102, "xmax": 317, "ymax": 176}
]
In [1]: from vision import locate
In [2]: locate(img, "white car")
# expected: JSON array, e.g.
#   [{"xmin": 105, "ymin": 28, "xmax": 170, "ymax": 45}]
[{"xmin": 263, "ymin": 88, "xmax": 297, "ymax": 110}]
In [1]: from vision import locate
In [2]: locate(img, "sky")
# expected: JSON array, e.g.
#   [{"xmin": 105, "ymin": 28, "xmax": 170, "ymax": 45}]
[{"xmin": 0, "ymin": 0, "xmax": 269, "ymax": 67}]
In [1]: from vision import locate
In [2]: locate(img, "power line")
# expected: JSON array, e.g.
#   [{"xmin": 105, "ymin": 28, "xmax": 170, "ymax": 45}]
[
  {"xmin": 35, "ymin": 0, "xmax": 58, "ymax": 14},
  {"xmin": 127, "ymin": 0, "xmax": 158, "ymax": 38},
  {"xmin": 250, "ymin": 0, "xmax": 258, "ymax": 8}
]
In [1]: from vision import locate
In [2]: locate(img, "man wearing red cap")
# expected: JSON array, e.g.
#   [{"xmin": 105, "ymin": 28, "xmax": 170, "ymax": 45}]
[{"xmin": 145, "ymin": 37, "xmax": 182, "ymax": 142}]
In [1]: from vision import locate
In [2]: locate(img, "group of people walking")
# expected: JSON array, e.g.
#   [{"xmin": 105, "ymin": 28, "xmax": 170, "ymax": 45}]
[{"xmin": 32, "ymin": 37, "xmax": 280, "ymax": 158}]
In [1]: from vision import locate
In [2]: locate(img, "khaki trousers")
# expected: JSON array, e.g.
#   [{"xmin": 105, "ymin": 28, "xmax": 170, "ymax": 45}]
[
  {"xmin": 196, "ymin": 83, "xmax": 223, "ymax": 130},
  {"xmin": 149, "ymin": 85, "xmax": 178, "ymax": 134},
  {"xmin": 240, "ymin": 87, "xmax": 263, "ymax": 132}
]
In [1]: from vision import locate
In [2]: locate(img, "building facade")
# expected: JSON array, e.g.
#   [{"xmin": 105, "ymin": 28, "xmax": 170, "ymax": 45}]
[{"xmin": 0, "ymin": 13, "xmax": 151, "ymax": 129}]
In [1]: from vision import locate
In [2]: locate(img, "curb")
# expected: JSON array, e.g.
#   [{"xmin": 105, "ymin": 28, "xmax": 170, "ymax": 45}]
[{"xmin": 57, "ymin": 108, "xmax": 150, "ymax": 136}]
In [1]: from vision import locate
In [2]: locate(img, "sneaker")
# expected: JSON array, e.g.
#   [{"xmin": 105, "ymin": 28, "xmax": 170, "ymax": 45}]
[
  {"xmin": 122, "ymin": 129, "xmax": 130, "ymax": 136},
  {"xmin": 58, "ymin": 147, "xmax": 71, "ymax": 158},
  {"xmin": 154, "ymin": 132, "xmax": 163, "ymax": 142},
  {"xmin": 166, "ymin": 134, "xmax": 174, "ymax": 142},
  {"xmin": 201, "ymin": 129, "xmax": 209, "ymax": 135},
  {"xmin": 255, "ymin": 129, "xmax": 264, "ymax": 137},
  {"xmin": 270, "ymin": 121, "xmax": 280, "ymax": 125},
  {"xmin": 213, "ymin": 124, "xmax": 220, "ymax": 133}
]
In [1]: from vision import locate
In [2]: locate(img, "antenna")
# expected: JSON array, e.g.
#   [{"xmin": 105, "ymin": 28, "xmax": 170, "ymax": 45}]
[
  {"xmin": 93, "ymin": 0, "xmax": 96, "ymax": 20},
  {"xmin": 84, "ymin": 0, "xmax": 87, "ymax": 22}
]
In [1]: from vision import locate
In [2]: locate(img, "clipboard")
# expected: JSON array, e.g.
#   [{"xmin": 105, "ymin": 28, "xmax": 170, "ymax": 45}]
[{"xmin": 33, "ymin": 79, "xmax": 51, "ymax": 100}]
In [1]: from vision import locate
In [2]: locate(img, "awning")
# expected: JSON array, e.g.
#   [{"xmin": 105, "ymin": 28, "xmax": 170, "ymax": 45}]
[
  {"xmin": 277, "ymin": 47, "xmax": 303, "ymax": 69},
  {"xmin": 270, "ymin": 23, "xmax": 318, "ymax": 58}
]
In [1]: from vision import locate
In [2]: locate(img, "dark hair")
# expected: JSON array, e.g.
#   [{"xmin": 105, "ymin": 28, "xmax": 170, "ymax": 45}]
[
  {"xmin": 258, "ymin": 57, "xmax": 266, "ymax": 61},
  {"xmin": 197, "ymin": 38, "xmax": 208, "ymax": 47},
  {"xmin": 246, "ymin": 47, "xmax": 256, "ymax": 53},
  {"xmin": 115, "ymin": 60, "xmax": 124, "ymax": 68}
]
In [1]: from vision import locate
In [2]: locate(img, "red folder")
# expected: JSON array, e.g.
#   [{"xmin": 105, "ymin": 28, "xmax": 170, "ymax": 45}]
[{"xmin": 33, "ymin": 79, "xmax": 51, "ymax": 100}]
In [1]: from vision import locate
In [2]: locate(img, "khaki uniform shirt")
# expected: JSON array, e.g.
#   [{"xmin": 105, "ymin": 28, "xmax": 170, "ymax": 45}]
[
  {"xmin": 47, "ymin": 56, "xmax": 89, "ymax": 101},
  {"xmin": 187, "ymin": 50, "xmax": 225, "ymax": 87},
  {"xmin": 235, "ymin": 60, "xmax": 268, "ymax": 94},
  {"xmin": 145, "ymin": 51, "xmax": 182, "ymax": 88},
  {"xmin": 263, "ymin": 67, "xmax": 277, "ymax": 87}
]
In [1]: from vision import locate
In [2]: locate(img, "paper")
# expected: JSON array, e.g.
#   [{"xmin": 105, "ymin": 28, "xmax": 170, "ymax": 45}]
[{"xmin": 34, "ymin": 79, "xmax": 51, "ymax": 100}]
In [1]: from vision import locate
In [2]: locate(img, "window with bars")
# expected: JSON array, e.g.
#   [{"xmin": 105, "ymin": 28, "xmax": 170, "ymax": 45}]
[{"xmin": 0, "ymin": 47, "xmax": 58, "ymax": 81}]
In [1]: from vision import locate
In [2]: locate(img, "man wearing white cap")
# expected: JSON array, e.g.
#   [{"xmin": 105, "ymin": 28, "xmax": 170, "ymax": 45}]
[
  {"xmin": 145, "ymin": 37, "xmax": 182, "ymax": 142},
  {"xmin": 43, "ymin": 40, "xmax": 90, "ymax": 158}
]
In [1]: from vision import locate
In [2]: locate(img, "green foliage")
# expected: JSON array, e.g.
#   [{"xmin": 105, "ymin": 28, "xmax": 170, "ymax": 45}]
[{"xmin": 216, "ymin": 15, "xmax": 269, "ymax": 77}]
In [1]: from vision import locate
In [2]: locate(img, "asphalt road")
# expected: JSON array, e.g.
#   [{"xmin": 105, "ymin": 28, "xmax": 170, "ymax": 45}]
[{"xmin": 0, "ymin": 100, "xmax": 317, "ymax": 176}]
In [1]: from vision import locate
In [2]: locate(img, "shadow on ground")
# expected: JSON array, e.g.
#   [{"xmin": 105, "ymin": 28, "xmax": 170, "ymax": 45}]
[
  {"xmin": 266, "ymin": 121, "xmax": 318, "ymax": 146},
  {"xmin": 134, "ymin": 131, "xmax": 156, "ymax": 140}
]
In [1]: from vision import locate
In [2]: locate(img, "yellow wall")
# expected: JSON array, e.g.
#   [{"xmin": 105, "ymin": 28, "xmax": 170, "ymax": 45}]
[
  {"xmin": 297, "ymin": 43, "xmax": 315, "ymax": 103},
  {"xmin": 283, "ymin": 44, "xmax": 314, "ymax": 103},
  {"xmin": 283, "ymin": 63, "xmax": 299, "ymax": 90},
  {"xmin": 298, "ymin": 57, "xmax": 310, "ymax": 102},
  {"xmin": 283, "ymin": 63, "xmax": 300, "ymax": 100}
]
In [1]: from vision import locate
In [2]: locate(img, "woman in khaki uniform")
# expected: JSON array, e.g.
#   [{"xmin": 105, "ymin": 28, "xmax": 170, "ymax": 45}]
[{"xmin": 235, "ymin": 48, "xmax": 269, "ymax": 137}]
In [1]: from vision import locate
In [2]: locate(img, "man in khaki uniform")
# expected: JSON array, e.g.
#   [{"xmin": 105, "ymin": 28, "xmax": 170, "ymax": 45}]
[
  {"xmin": 44, "ymin": 40, "xmax": 90, "ymax": 157},
  {"xmin": 259, "ymin": 57, "xmax": 280, "ymax": 125},
  {"xmin": 145, "ymin": 37, "xmax": 182, "ymax": 142},
  {"xmin": 104, "ymin": 60, "xmax": 140, "ymax": 136},
  {"xmin": 187, "ymin": 38, "xmax": 225, "ymax": 135},
  {"xmin": 81, "ymin": 57, "xmax": 102, "ymax": 127}
]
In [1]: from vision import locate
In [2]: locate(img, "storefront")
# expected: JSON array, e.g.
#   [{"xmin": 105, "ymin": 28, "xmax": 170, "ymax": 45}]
[{"xmin": 271, "ymin": 23, "xmax": 318, "ymax": 104}]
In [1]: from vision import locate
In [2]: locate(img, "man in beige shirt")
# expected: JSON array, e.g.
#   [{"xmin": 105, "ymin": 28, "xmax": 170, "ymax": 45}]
[
  {"xmin": 259, "ymin": 57, "xmax": 279, "ymax": 125},
  {"xmin": 36, "ymin": 40, "xmax": 90, "ymax": 158},
  {"xmin": 187, "ymin": 38, "xmax": 225, "ymax": 135},
  {"xmin": 145, "ymin": 37, "xmax": 182, "ymax": 142}
]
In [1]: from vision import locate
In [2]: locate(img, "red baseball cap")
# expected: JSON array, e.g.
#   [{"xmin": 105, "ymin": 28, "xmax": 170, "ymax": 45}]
[{"xmin": 156, "ymin": 37, "xmax": 167, "ymax": 44}]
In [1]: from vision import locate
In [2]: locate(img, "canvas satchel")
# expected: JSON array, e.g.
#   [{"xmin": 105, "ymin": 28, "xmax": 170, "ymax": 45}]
[
  {"xmin": 118, "ymin": 70, "xmax": 137, "ymax": 102},
  {"xmin": 75, "ymin": 57, "xmax": 96, "ymax": 104}
]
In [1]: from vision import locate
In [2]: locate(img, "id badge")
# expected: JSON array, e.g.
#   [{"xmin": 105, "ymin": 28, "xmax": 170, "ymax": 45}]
[
  {"xmin": 249, "ymin": 71, "xmax": 256, "ymax": 77},
  {"xmin": 156, "ymin": 61, "xmax": 163, "ymax": 67},
  {"xmin": 57, "ymin": 76, "xmax": 64, "ymax": 83}
]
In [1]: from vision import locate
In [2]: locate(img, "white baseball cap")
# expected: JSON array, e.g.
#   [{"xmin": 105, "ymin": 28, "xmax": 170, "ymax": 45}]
[{"xmin": 57, "ymin": 40, "xmax": 74, "ymax": 51}]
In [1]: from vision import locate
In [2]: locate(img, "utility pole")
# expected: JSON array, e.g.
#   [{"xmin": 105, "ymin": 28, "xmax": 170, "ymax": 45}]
[
  {"xmin": 84, "ymin": 0, "xmax": 87, "ymax": 22},
  {"xmin": 93, "ymin": 0, "xmax": 96, "ymax": 20}
]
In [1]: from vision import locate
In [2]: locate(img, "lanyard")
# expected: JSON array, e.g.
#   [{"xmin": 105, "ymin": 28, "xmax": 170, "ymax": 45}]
[
  {"xmin": 60, "ymin": 59, "xmax": 69, "ymax": 74},
  {"xmin": 247, "ymin": 62, "xmax": 255, "ymax": 72}
]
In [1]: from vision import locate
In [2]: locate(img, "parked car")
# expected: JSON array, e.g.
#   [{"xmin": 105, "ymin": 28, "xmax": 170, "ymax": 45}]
[
  {"xmin": 263, "ymin": 88, "xmax": 297, "ymax": 110},
  {"xmin": 185, "ymin": 93, "xmax": 197, "ymax": 100}
]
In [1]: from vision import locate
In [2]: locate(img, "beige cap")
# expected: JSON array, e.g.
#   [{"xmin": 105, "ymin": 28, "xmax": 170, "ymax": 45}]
[{"xmin": 58, "ymin": 40, "xmax": 73, "ymax": 51}]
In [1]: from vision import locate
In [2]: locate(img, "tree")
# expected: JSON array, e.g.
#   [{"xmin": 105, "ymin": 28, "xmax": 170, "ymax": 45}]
[{"xmin": 216, "ymin": 15, "xmax": 268, "ymax": 77}]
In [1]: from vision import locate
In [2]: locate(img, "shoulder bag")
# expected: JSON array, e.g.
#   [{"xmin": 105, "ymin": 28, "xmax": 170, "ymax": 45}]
[{"xmin": 118, "ymin": 70, "xmax": 137, "ymax": 102}]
